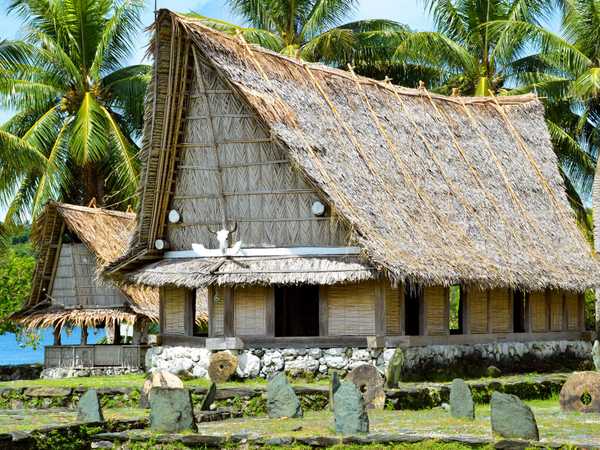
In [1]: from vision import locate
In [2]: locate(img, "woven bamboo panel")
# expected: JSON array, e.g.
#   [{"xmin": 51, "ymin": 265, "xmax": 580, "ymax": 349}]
[
  {"xmin": 424, "ymin": 286, "xmax": 448, "ymax": 336},
  {"xmin": 530, "ymin": 291, "xmax": 547, "ymax": 332},
  {"xmin": 51, "ymin": 243, "xmax": 77, "ymax": 307},
  {"xmin": 489, "ymin": 288, "xmax": 511, "ymax": 333},
  {"xmin": 212, "ymin": 287, "xmax": 225, "ymax": 336},
  {"xmin": 163, "ymin": 286, "xmax": 186, "ymax": 335},
  {"xmin": 467, "ymin": 287, "xmax": 488, "ymax": 334},
  {"xmin": 70, "ymin": 243, "xmax": 125, "ymax": 308},
  {"xmin": 234, "ymin": 287, "xmax": 267, "ymax": 335},
  {"xmin": 167, "ymin": 51, "xmax": 348, "ymax": 250},
  {"xmin": 385, "ymin": 283, "xmax": 402, "ymax": 335},
  {"xmin": 564, "ymin": 292, "xmax": 579, "ymax": 331},
  {"xmin": 327, "ymin": 282, "xmax": 376, "ymax": 336},
  {"xmin": 549, "ymin": 290, "xmax": 564, "ymax": 331}
]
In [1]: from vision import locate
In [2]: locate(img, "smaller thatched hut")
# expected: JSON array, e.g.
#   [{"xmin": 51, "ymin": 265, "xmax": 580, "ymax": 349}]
[{"xmin": 12, "ymin": 202, "xmax": 162, "ymax": 371}]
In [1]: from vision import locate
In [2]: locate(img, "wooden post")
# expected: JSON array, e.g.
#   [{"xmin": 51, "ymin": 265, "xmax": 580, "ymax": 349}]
[
  {"xmin": 265, "ymin": 287, "xmax": 275, "ymax": 337},
  {"xmin": 224, "ymin": 287, "xmax": 234, "ymax": 337},
  {"xmin": 319, "ymin": 286, "xmax": 329, "ymax": 336},
  {"xmin": 462, "ymin": 288, "xmax": 470, "ymax": 334},
  {"xmin": 183, "ymin": 289, "xmax": 195, "ymax": 337},
  {"xmin": 207, "ymin": 286, "xmax": 214, "ymax": 337},
  {"xmin": 81, "ymin": 326, "xmax": 88, "ymax": 345},
  {"xmin": 53, "ymin": 325, "xmax": 62, "ymax": 346},
  {"xmin": 114, "ymin": 322, "xmax": 121, "ymax": 344},
  {"xmin": 375, "ymin": 282, "xmax": 386, "ymax": 337},
  {"xmin": 524, "ymin": 292, "xmax": 532, "ymax": 333}
]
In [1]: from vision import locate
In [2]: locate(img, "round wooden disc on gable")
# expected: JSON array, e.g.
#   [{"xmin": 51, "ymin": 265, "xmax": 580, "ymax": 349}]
[{"xmin": 208, "ymin": 351, "xmax": 238, "ymax": 383}]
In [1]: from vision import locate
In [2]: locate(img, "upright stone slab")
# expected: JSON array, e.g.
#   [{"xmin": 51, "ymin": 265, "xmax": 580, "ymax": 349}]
[
  {"xmin": 199, "ymin": 382, "xmax": 217, "ymax": 411},
  {"xmin": 559, "ymin": 371, "xmax": 600, "ymax": 413},
  {"xmin": 149, "ymin": 387, "xmax": 195, "ymax": 433},
  {"xmin": 334, "ymin": 381, "xmax": 369, "ymax": 434},
  {"xmin": 449, "ymin": 379, "xmax": 474, "ymax": 420},
  {"xmin": 266, "ymin": 372, "xmax": 303, "ymax": 418},
  {"xmin": 346, "ymin": 364, "xmax": 385, "ymax": 409},
  {"xmin": 385, "ymin": 348, "xmax": 405, "ymax": 388},
  {"xmin": 593, "ymin": 341, "xmax": 600, "ymax": 372},
  {"xmin": 329, "ymin": 371, "xmax": 341, "ymax": 411},
  {"xmin": 140, "ymin": 370, "xmax": 184, "ymax": 408},
  {"xmin": 490, "ymin": 392, "xmax": 539, "ymax": 441},
  {"xmin": 77, "ymin": 389, "xmax": 103, "ymax": 423}
]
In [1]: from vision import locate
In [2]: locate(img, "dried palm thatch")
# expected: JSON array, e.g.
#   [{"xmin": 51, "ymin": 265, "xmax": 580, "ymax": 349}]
[
  {"xmin": 14, "ymin": 202, "xmax": 162, "ymax": 329},
  {"xmin": 110, "ymin": 10, "xmax": 600, "ymax": 293},
  {"xmin": 128, "ymin": 256, "xmax": 378, "ymax": 288}
]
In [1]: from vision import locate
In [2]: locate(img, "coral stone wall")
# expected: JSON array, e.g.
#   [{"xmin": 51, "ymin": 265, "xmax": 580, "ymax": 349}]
[{"xmin": 144, "ymin": 340, "xmax": 593, "ymax": 381}]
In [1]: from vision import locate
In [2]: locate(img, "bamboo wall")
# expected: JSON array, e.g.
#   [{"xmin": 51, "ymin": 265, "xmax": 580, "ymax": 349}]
[
  {"xmin": 211, "ymin": 287, "xmax": 225, "ymax": 336},
  {"xmin": 422, "ymin": 286, "xmax": 449, "ymax": 336},
  {"xmin": 200, "ymin": 282, "xmax": 584, "ymax": 339},
  {"xmin": 161, "ymin": 286, "xmax": 187, "ymax": 335},
  {"xmin": 166, "ymin": 50, "xmax": 348, "ymax": 251},
  {"xmin": 325, "ymin": 282, "xmax": 377, "ymax": 335},
  {"xmin": 51, "ymin": 243, "xmax": 127, "ymax": 309},
  {"xmin": 234, "ymin": 286, "xmax": 268, "ymax": 335},
  {"xmin": 530, "ymin": 291, "xmax": 548, "ymax": 332},
  {"xmin": 466, "ymin": 287, "xmax": 489, "ymax": 334},
  {"xmin": 385, "ymin": 284, "xmax": 403, "ymax": 335},
  {"xmin": 489, "ymin": 288, "xmax": 512, "ymax": 333}
]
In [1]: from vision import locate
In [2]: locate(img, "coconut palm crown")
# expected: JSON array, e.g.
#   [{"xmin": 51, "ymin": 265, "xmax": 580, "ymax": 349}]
[
  {"xmin": 188, "ymin": 0, "xmax": 437, "ymax": 86},
  {"xmin": 0, "ymin": 0, "xmax": 150, "ymax": 228}
]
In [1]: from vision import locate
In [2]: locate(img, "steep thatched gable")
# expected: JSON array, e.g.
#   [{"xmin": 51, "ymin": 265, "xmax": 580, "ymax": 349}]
[
  {"xmin": 15, "ymin": 202, "xmax": 159, "ymax": 327},
  {"xmin": 112, "ymin": 10, "xmax": 600, "ymax": 292}
]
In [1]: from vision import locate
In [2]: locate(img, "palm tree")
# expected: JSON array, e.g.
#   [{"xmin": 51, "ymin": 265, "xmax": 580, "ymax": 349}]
[
  {"xmin": 394, "ymin": 0, "xmax": 552, "ymax": 95},
  {"xmin": 0, "ymin": 0, "xmax": 149, "ymax": 229},
  {"xmin": 189, "ymin": 0, "xmax": 436, "ymax": 86},
  {"xmin": 487, "ymin": 0, "xmax": 600, "ymax": 198}
]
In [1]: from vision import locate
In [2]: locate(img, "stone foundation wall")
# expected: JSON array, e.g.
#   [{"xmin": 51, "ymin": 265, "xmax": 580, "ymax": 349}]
[
  {"xmin": 41, "ymin": 367, "xmax": 144, "ymax": 379},
  {"xmin": 145, "ymin": 340, "xmax": 593, "ymax": 381},
  {"xmin": 0, "ymin": 364, "xmax": 43, "ymax": 381}
]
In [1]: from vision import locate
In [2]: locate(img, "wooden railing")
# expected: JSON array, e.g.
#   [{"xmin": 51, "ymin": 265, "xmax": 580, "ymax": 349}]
[{"xmin": 44, "ymin": 345, "xmax": 150, "ymax": 369}]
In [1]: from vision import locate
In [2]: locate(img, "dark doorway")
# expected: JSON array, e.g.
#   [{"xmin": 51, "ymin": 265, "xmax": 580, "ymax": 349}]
[
  {"xmin": 513, "ymin": 290, "xmax": 526, "ymax": 333},
  {"xmin": 405, "ymin": 284, "xmax": 422, "ymax": 336},
  {"xmin": 275, "ymin": 286, "xmax": 319, "ymax": 337}
]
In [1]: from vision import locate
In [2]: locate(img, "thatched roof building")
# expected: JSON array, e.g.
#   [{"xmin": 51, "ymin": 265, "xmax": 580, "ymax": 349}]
[
  {"xmin": 14, "ymin": 202, "xmax": 160, "ymax": 329},
  {"xmin": 108, "ymin": 10, "xmax": 600, "ymax": 293},
  {"xmin": 100, "ymin": 11, "xmax": 599, "ymax": 351}
]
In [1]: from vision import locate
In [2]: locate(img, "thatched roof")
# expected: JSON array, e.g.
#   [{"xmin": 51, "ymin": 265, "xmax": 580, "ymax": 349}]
[
  {"xmin": 127, "ymin": 256, "xmax": 378, "ymax": 288},
  {"xmin": 111, "ymin": 10, "xmax": 600, "ymax": 292},
  {"xmin": 15, "ymin": 202, "xmax": 160, "ymax": 328}
]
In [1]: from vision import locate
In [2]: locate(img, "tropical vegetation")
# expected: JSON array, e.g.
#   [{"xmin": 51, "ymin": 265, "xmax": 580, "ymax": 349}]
[
  {"xmin": 188, "ymin": 0, "xmax": 439, "ymax": 87},
  {"xmin": 0, "ymin": 0, "xmax": 150, "ymax": 237}
]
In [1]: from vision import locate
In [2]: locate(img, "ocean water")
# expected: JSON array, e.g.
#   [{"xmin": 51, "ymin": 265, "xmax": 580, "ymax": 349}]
[{"xmin": 0, "ymin": 327, "xmax": 103, "ymax": 365}]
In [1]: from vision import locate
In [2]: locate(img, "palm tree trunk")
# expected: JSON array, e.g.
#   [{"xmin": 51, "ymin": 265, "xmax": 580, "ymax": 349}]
[{"xmin": 82, "ymin": 163, "xmax": 105, "ymax": 206}]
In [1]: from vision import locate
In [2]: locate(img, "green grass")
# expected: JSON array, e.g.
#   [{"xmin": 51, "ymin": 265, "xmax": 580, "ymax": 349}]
[
  {"xmin": 0, "ymin": 371, "xmax": 567, "ymax": 391},
  {"xmin": 0, "ymin": 374, "xmax": 328, "ymax": 390},
  {"xmin": 0, "ymin": 407, "xmax": 147, "ymax": 433},
  {"xmin": 192, "ymin": 400, "xmax": 600, "ymax": 447}
]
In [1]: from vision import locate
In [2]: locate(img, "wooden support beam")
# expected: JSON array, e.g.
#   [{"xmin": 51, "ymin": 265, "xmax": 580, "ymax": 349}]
[
  {"xmin": 53, "ymin": 326, "xmax": 62, "ymax": 346},
  {"xmin": 81, "ymin": 327, "xmax": 88, "ymax": 345},
  {"xmin": 224, "ymin": 287, "xmax": 234, "ymax": 337},
  {"xmin": 375, "ymin": 281, "xmax": 386, "ymax": 337},
  {"xmin": 183, "ymin": 288, "xmax": 195, "ymax": 337},
  {"xmin": 319, "ymin": 286, "xmax": 329, "ymax": 337},
  {"xmin": 265, "ymin": 287, "xmax": 275, "ymax": 337}
]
